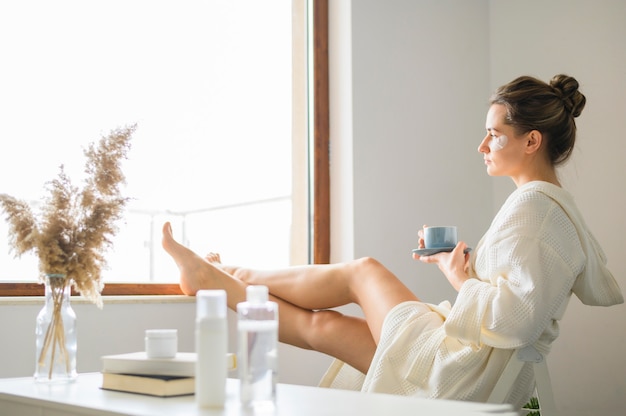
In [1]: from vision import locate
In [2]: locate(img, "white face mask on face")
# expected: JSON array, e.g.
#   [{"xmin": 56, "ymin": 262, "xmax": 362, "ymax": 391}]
[{"xmin": 488, "ymin": 134, "xmax": 508, "ymax": 152}]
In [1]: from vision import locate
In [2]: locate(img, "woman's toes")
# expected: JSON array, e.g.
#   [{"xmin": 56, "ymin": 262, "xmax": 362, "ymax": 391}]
[{"xmin": 204, "ymin": 252, "xmax": 222, "ymax": 264}]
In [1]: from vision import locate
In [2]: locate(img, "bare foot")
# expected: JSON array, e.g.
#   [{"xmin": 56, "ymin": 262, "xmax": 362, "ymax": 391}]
[
  {"xmin": 204, "ymin": 252, "xmax": 245, "ymax": 281},
  {"xmin": 161, "ymin": 222, "xmax": 223, "ymax": 296},
  {"xmin": 204, "ymin": 252, "xmax": 222, "ymax": 264}
]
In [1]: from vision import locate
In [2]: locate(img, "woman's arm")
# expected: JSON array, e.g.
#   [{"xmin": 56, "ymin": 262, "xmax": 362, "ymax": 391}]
[{"xmin": 444, "ymin": 226, "xmax": 583, "ymax": 349}]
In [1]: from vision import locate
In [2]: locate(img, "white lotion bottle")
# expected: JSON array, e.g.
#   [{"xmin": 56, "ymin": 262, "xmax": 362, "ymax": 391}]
[
  {"xmin": 237, "ymin": 285, "xmax": 279, "ymax": 409},
  {"xmin": 195, "ymin": 290, "xmax": 228, "ymax": 408}
]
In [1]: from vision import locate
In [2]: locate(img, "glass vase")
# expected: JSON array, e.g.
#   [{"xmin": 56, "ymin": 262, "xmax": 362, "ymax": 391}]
[{"xmin": 34, "ymin": 274, "xmax": 77, "ymax": 383}]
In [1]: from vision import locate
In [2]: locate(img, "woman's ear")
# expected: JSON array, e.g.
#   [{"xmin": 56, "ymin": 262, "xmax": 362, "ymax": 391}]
[{"xmin": 525, "ymin": 130, "xmax": 543, "ymax": 155}]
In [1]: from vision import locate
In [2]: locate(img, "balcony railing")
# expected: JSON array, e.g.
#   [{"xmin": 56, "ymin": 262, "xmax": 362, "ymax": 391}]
[{"xmin": 0, "ymin": 195, "xmax": 292, "ymax": 282}]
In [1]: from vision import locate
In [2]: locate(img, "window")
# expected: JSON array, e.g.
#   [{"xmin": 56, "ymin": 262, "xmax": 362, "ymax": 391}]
[{"xmin": 0, "ymin": 0, "xmax": 329, "ymax": 296}]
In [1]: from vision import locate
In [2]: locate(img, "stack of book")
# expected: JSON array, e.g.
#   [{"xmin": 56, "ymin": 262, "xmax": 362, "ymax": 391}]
[
  {"xmin": 101, "ymin": 352, "xmax": 196, "ymax": 397},
  {"xmin": 101, "ymin": 352, "xmax": 236, "ymax": 397}
]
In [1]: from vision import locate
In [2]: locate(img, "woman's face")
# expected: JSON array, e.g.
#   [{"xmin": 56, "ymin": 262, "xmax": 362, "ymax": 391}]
[{"xmin": 478, "ymin": 104, "xmax": 528, "ymax": 179}]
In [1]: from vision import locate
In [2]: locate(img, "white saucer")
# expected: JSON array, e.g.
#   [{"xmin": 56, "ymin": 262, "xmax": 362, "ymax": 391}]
[{"xmin": 412, "ymin": 247, "xmax": 472, "ymax": 256}]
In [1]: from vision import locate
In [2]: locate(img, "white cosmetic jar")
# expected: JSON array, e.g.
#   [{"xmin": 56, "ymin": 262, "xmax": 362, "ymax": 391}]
[{"xmin": 145, "ymin": 329, "xmax": 178, "ymax": 358}]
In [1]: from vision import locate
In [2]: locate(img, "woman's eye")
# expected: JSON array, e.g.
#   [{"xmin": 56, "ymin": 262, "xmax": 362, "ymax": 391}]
[{"xmin": 488, "ymin": 134, "xmax": 509, "ymax": 151}]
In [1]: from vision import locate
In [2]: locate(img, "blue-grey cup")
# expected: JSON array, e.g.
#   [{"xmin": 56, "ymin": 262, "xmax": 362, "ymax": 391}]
[{"xmin": 424, "ymin": 226, "xmax": 457, "ymax": 249}]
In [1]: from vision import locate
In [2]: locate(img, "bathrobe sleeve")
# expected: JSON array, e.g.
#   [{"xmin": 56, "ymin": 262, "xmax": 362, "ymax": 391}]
[{"xmin": 444, "ymin": 190, "xmax": 586, "ymax": 349}]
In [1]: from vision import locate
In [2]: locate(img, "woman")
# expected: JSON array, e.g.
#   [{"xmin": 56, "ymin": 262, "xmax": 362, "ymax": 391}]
[{"xmin": 162, "ymin": 74, "xmax": 623, "ymax": 408}]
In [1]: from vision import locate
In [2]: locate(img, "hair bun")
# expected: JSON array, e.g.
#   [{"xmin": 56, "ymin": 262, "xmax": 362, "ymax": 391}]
[{"xmin": 550, "ymin": 74, "xmax": 586, "ymax": 118}]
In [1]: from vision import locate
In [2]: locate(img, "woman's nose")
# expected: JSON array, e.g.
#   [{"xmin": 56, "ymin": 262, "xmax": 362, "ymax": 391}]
[{"xmin": 478, "ymin": 135, "xmax": 490, "ymax": 153}]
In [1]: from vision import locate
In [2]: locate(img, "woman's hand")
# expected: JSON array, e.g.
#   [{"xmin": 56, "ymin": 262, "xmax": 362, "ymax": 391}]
[
  {"xmin": 417, "ymin": 227, "xmax": 426, "ymax": 249},
  {"xmin": 412, "ymin": 241, "xmax": 471, "ymax": 292}
]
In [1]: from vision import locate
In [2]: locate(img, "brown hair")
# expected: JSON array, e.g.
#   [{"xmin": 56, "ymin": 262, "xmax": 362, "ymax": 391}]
[{"xmin": 490, "ymin": 74, "xmax": 586, "ymax": 166}]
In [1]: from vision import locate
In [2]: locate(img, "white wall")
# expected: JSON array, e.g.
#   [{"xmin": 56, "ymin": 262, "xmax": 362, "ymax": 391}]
[
  {"xmin": 0, "ymin": 297, "xmax": 329, "ymax": 387},
  {"xmin": 1, "ymin": 1, "xmax": 624, "ymax": 415},
  {"xmin": 348, "ymin": 0, "xmax": 493, "ymax": 305},
  {"xmin": 0, "ymin": 298, "xmax": 196, "ymax": 379},
  {"xmin": 331, "ymin": 1, "xmax": 626, "ymax": 415}
]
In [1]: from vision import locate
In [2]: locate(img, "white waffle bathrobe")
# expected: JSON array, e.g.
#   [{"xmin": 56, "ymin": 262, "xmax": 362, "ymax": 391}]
[{"xmin": 320, "ymin": 181, "xmax": 623, "ymax": 409}]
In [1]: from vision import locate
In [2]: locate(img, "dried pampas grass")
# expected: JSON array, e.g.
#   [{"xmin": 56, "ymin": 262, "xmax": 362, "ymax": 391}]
[{"xmin": 0, "ymin": 125, "xmax": 135, "ymax": 307}]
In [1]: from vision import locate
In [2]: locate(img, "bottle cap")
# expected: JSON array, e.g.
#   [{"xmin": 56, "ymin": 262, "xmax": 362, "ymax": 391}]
[
  {"xmin": 145, "ymin": 329, "xmax": 177, "ymax": 338},
  {"xmin": 196, "ymin": 290, "xmax": 227, "ymax": 319},
  {"xmin": 246, "ymin": 285, "xmax": 269, "ymax": 303}
]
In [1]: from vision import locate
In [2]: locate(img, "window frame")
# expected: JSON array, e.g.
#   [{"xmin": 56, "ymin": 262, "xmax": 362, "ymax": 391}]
[{"xmin": 0, "ymin": 0, "xmax": 330, "ymax": 297}]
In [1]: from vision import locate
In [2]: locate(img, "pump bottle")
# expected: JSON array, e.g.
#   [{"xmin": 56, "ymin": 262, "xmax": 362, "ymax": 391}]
[{"xmin": 195, "ymin": 290, "xmax": 228, "ymax": 408}]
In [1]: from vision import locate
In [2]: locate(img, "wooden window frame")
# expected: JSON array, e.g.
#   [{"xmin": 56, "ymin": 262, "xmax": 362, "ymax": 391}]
[
  {"xmin": 311, "ymin": 0, "xmax": 330, "ymax": 265},
  {"xmin": 0, "ymin": 0, "xmax": 330, "ymax": 297}
]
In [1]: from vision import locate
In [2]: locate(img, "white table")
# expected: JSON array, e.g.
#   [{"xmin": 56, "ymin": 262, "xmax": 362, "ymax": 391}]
[{"xmin": 0, "ymin": 373, "xmax": 518, "ymax": 416}]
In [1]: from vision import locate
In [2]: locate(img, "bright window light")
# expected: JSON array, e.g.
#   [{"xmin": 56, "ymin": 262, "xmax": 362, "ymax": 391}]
[{"xmin": 0, "ymin": 0, "xmax": 298, "ymax": 282}]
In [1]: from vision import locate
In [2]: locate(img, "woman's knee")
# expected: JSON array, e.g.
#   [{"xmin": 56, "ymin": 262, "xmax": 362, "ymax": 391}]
[
  {"xmin": 345, "ymin": 257, "xmax": 387, "ymax": 283},
  {"xmin": 349, "ymin": 256, "xmax": 394, "ymax": 290},
  {"xmin": 353, "ymin": 256, "xmax": 385, "ymax": 270}
]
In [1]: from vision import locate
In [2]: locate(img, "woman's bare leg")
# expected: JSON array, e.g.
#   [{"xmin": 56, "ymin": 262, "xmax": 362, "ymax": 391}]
[
  {"xmin": 162, "ymin": 222, "xmax": 375, "ymax": 371},
  {"xmin": 215, "ymin": 259, "xmax": 419, "ymax": 343},
  {"xmin": 180, "ymin": 223, "xmax": 419, "ymax": 343},
  {"xmin": 162, "ymin": 222, "xmax": 416, "ymax": 372}
]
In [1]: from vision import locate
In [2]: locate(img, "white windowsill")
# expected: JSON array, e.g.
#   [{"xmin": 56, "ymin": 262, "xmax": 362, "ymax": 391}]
[{"xmin": 0, "ymin": 295, "xmax": 194, "ymax": 306}]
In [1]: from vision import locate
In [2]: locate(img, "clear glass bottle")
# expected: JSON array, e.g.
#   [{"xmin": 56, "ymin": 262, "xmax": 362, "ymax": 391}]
[
  {"xmin": 34, "ymin": 274, "xmax": 77, "ymax": 383},
  {"xmin": 237, "ymin": 285, "xmax": 278, "ymax": 410}
]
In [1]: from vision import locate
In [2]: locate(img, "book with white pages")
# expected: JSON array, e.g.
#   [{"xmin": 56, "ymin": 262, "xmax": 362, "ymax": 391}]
[
  {"xmin": 101, "ymin": 372, "xmax": 195, "ymax": 397},
  {"xmin": 101, "ymin": 352, "xmax": 236, "ymax": 377}
]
